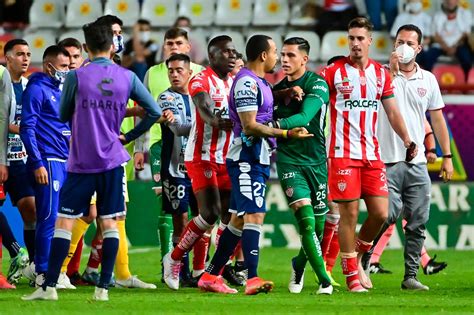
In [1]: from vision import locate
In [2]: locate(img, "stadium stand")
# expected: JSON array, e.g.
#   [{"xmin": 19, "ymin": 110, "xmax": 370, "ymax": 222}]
[
  {"xmin": 252, "ymin": 0, "xmax": 290, "ymax": 26},
  {"xmin": 23, "ymin": 31, "xmax": 57, "ymax": 63},
  {"xmin": 104, "ymin": 0, "xmax": 141, "ymax": 27},
  {"xmin": 285, "ymin": 31, "xmax": 320, "ymax": 62},
  {"xmin": 29, "ymin": 0, "xmax": 65, "ymax": 28},
  {"xmin": 209, "ymin": 31, "xmax": 246, "ymax": 55},
  {"xmin": 140, "ymin": 0, "xmax": 178, "ymax": 27},
  {"xmin": 320, "ymin": 31, "xmax": 348, "ymax": 63},
  {"xmin": 215, "ymin": 0, "xmax": 253, "ymax": 26},
  {"xmin": 65, "ymin": 0, "xmax": 103, "ymax": 28},
  {"xmin": 178, "ymin": 0, "xmax": 216, "ymax": 26}
]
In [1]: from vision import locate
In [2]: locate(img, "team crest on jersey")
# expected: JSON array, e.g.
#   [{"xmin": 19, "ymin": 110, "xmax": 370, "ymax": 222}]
[
  {"xmin": 153, "ymin": 174, "xmax": 161, "ymax": 183},
  {"xmin": 255, "ymin": 196, "xmax": 264, "ymax": 208},
  {"xmin": 337, "ymin": 180, "xmax": 347, "ymax": 192},
  {"xmin": 417, "ymin": 88, "xmax": 427, "ymax": 97},
  {"xmin": 53, "ymin": 180, "xmax": 60, "ymax": 192},
  {"xmin": 285, "ymin": 187, "xmax": 294, "ymax": 197},
  {"xmin": 204, "ymin": 169, "xmax": 213, "ymax": 179},
  {"xmin": 172, "ymin": 200, "xmax": 180, "ymax": 210}
]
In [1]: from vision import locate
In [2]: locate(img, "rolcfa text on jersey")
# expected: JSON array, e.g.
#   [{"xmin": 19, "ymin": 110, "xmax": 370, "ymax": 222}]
[{"xmin": 344, "ymin": 99, "xmax": 379, "ymax": 110}]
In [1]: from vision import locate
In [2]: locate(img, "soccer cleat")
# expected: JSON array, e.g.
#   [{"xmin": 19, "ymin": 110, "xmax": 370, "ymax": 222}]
[
  {"xmin": 35, "ymin": 273, "xmax": 45, "ymax": 288},
  {"xmin": 21, "ymin": 286, "xmax": 58, "ymax": 301},
  {"xmin": 181, "ymin": 274, "xmax": 202, "ymax": 288},
  {"xmin": 0, "ymin": 274, "xmax": 16, "ymax": 289},
  {"xmin": 163, "ymin": 253, "xmax": 181, "ymax": 290},
  {"xmin": 288, "ymin": 258, "xmax": 304, "ymax": 294},
  {"xmin": 68, "ymin": 272, "xmax": 90, "ymax": 286},
  {"xmin": 57, "ymin": 272, "xmax": 76, "ymax": 289},
  {"xmin": 327, "ymin": 271, "xmax": 341, "ymax": 287},
  {"xmin": 93, "ymin": 287, "xmax": 109, "ymax": 301},
  {"xmin": 197, "ymin": 272, "xmax": 238, "ymax": 294},
  {"xmin": 116, "ymin": 275, "xmax": 157, "ymax": 289},
  {"xmin": 317, "ymin": 283, "xmax": 333, "ymax": 295},
  {"xmin": 401, "ymin": 278, "xmax": 429, "ymax": 291},
  {"xmin": 369, "ymin": 262, "xmax": 392, "ymax": 274},
  {"xmin": 22, "ymin": 262, "xmax": 37, "ymax": 282},
  {"xmin": 222, "ymin": 263, "xmax": 245, "ymax": 286},
  {"xmin": 8, "ymin": 247, "xmax": 29, "ymax": 284},
  {"xmin": 423, "ymin": 255, "xmax": 447, "ymax": 275},
  {"xmin": 245, "ymin": 277, "xmax": 274, "ymax": 295},
  {"xmin": 82, "ymin": 270, "xmax": 100, "ymax": 286},
  {"xmin": 234, "ymin": 262, "xmax": 248, "ymax": 282}
]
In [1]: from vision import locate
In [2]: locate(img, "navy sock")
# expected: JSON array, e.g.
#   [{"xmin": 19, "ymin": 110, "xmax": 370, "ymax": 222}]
[
  {"xmin": 181, "ymin": 251, "xmax": 191, "ymax": 279},
  {"xmin": 44, "ymin": 229, "xmax": 71, "ymax": 288},
  {"xmin": 0, "ymin": 212, "xmax": 21, "ymax": 257},
  {"xmin": 24, "ymin": 227, "xmax": 36, "ymax": 260},
  {"xmin": 207, "ymin": 225, "xmax": 241, "ymax": 276},
  {"xmin": 242, "ymin": 223, "xmax": 261, "ymax": 279},
  {"xmin": 98, "ymin": 229, "xmax": 119, "ymax": 289}
]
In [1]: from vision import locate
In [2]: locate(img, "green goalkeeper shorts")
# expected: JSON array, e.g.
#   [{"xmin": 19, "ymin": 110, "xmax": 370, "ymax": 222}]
[
  {"xmin": 150, "ymin": 141, "xmax": 162, "ymax": 189},
  {"xmin": 277, "ymin": 162, "xmax": 329, "ymax": 216}
]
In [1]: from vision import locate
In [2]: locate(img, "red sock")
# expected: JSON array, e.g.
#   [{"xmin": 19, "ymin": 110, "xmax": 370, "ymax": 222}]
[
  {"xmin": 341, "ymin": 253, "xmax": 361, "ymax": 290},
  {"xmin": 370, "ymin": 224, "xmax": 395, "ymax": 264},
  {"xmin": 326, "ymin": 229, "xmax": 340, "ymax": 272},
  {"xmin": 322, "ymin": 217, "xmax": 338, "ymax": 258},
  {"xmin": 215, "ymin": 222, "xmax": 227, "ymax": 249},
  {"xmin": 67, "ymin": 236, "xmax": 84, "ymax": 276},
  {"xmin": 87, "ymin": 238, "xmax": 103, "ymax": 269},
  {"xmin": 355, "ymin": 238, "xmax": 373, "ymax": 254},
  {"xmin": 193, "ymin": 233, "xmax": 211, "ymax": 272},
  {"xmin": 171, "ymin": 215, "xmax": 211, "ymax": 261}
]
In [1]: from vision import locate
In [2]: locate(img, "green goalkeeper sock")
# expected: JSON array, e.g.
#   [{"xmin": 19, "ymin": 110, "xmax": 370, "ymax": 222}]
[
  {"xmin": 314, "ymin": 214, "xmax": 326, "ymax": 241},
  {"xmin": 296, "ymin": 205, "xmax": 331, "ymax": 286},
  {"xmin": 157, "ymin": 195, "xmax": 173, "ymax": 258}
]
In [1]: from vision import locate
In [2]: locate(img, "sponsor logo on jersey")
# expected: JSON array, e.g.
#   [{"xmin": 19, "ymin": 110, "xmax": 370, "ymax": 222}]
[
  {"xmin": 315, "ymin": 200, "xmax": 326, "ymax": 210},
  {"xmin": 336, "ymin": 83, "xmax": 354, "ymax": 95},
  {"xmin": 312, "ymin": 84, "xmax": 328, "ymax": 93},
  {"xmin": 190, "ymin": 80, "xmax": 203, "ymax": 90},
  {"xmin": 417, "ymin": 87, "xmax": 427, "ymax": 97},
  {"xmin": 337, "ymin": 180, "xmax": 347, "ymax": 192},
  {"xmin": 285, "ymin": 187, "xmax": 294, "ymax": 197},
  {"xmin": 336, "ymin": 169, "xmax": 352, "ymax": 176},
  {"xmin": 344, "ymin": 99, "xmax": 378, "ymax": 110}
]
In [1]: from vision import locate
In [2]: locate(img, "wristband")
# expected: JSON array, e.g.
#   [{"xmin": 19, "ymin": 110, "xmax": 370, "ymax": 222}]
[
  {"xmin": 282, "ymin": 130, "xmax": 288, "ymax": 138},
  {"xmin": 425, "ymin": 148, "xmax": 436, "ymax": 154},
  {"xmin": 442, "ymin": 154, "xmax": 452, "ymax": 158}
]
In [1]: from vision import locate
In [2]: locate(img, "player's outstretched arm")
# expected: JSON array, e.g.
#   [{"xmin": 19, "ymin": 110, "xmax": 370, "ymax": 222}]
[{"xmin": 193, "ymin": 92, "xmax": 233, "ymax": 130}]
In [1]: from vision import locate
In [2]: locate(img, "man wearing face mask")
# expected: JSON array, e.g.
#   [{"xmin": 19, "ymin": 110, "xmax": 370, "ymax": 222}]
[
  {"xmin": 122, "ymin": 19, "xmax": 159, "ymax": 82},
  {"xmin": 363, "ymin": 24, "xmax": 453, "ymax": 291},
  {"xmin": 19, "ymin": 45, "xmax": 71, "ymax": 287}
]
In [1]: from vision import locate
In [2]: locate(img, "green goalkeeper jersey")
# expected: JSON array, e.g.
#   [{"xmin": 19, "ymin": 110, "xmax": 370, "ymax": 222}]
[{"xmin": 274, "ymin": 70, "xmax": 329, "ymax": 166}]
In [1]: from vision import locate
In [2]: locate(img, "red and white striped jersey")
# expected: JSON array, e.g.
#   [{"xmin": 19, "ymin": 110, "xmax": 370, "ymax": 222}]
[
  {"xmin": 320, "ymin": 56, "xmax": 394, "ymax": 161},
  {"xmin": 185, "ymin": 67, "xmax": 233, "ymax": 164}
]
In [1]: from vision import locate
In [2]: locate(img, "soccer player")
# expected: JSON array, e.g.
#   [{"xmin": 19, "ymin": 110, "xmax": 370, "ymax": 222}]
[
  {"xmin": 162, "ymin": 35, "xmax": 236, "ymax": 290},
  {"xmin": 133, "ymin": 28, "xmax": 205, "ymax": 282},
  {"xmin": 3, "ymin": 39, "xmax": 33, "ymax": 283},
  {"xmin": 271, "ymin": 37, "xmax": 333, "ymax": 295},
  {"xmin": 0, "ymin": 64, "xmax": 16, "ymax": 289},
  {"xmin": 319, "ymin": 17, "xmax": 416, "ymax": 292},
  {"xmin": 58, "ymin": 38, "xmax": 84, "ymax": 70},
  {"xmin": 365, "ymin": 24, "xmax": 453, "ymax": 290},
  {"xmin": 198, "ymin": 34, "xmax": 311, "ymax": 295},
  {"xmin": 22, "ymin": 21, "xmax": 166, "ymax": 301},
  {"xmin": 158, "ymin": 53, "xmax": 202, "ymax": 282},
  {"xmin": 19, "ymin": 45, "xmax": 71, "ymax": 288}
]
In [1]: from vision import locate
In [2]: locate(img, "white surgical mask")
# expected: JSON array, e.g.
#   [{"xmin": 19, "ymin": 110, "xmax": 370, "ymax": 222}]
[
  {"xmin": 406, "ymin": 2, "xmax": 423, "ymax": 13},
  {"xmin": 49, "ymin": 63, "xmax": 69, "ymax": 83},
  {"xmin": 396, "ymin": 44, "xmax": 416, "ymax": 64},
  {"xmin": 113, "ymin": 35, "xmax": 124, "ymax": 53},
  {"xmin": 139, "ymin": 31, "xmax": 151, "ymax": 43}
]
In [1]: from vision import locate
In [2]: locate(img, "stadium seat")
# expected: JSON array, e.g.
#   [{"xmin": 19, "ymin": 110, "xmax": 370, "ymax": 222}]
[
  {"xmin": 65, "ymin": 0, "xmax": 103, "ymax": 28},
  {"xmin": 320, "ymin": 31, "xmax": 348, "ymax": 62},
  {"xmin": 58, "ymin": 29, "xmax": 85, "ymax": 43},
  {"xmin": 214, "ymin": 0, "xmax": 252, "ymax": 26},
  {"xmin": 432, "ymin": 64, "xmax": 466, "ymax": 86},
  {"xmin": 285, "ymin": 31, "xmax": 320, "ymax": 62},
  {"xmin": 370, "ymin": 31, "xmax": 392, "ymax": 62},
  {"xmin": 209, "ymin": 31, "xmax": 245, "ymax": 55},
  {"xmin": 104, "ymin": 0, "xmax": 140, "ymax": 27},
  {"xmin": 29, "ymin": 0, "xmax": 65, "ymax": 28},
  {"xmin": 0, "ymin": 33, "xmax": 15, "ymax": 64},
  {"xmin": 398, "ymin": 0, "xmax": 440, "ymax": 15},
  {"xmin": 23, "ymin": 31, "xmax": 57, "ymax": 63},
  {"xmin": 178, "ymin": 0, "xmax": 216, "ymax": 27},
  {"xmin": 247, "ymin": 31, "xmax": 283, "ymax": 53},
  {"xmin": 252, "ymin": 0, "xmax": 290, "ymax": 26},
  {"xmin": 289, "ymin": 2, "xmax": 316, "ymax": 26},
  {"xmin": 140, "ymin": 0, "xmax": 178, "ymax": 27}
]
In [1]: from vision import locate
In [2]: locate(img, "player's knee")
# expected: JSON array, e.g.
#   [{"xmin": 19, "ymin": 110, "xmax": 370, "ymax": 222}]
[{"xmin": 200, "ymin": 210, "xmax": 218, "ymax": 226}]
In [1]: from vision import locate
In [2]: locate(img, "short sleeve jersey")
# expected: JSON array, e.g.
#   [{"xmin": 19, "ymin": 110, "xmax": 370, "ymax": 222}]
[
  {"xmin": 184, "ymin": 67, "xmax": 233, "ymax": 164},
  {"xmin": 320, "ymin": 56, "xmax": 394, "ymax": 161}
]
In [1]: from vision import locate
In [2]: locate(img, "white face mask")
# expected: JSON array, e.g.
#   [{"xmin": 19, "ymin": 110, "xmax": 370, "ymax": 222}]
[
  {"xmin": 140, "ymin": 31, "xmax": 151, "ymax": 43},
  {"xmin": 406, "ymin": 2, "xmax": 423, "ymax": 13},
  {"xmin": 113, "ymin": 35, "xmax": 124, "ymax": 53},
  {"xmin": 396, "ymin": 44, "xmax": 416, "ymax": 64},
  {"xmin": 49, "ymin": 63, "xmax": 69, "ymax": 83}
]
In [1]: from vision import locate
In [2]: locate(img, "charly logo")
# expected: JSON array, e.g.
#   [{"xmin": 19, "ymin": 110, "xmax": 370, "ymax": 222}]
[{"xmin": 97, "ymin": 78, "xmax": 114, "ymax": 96}]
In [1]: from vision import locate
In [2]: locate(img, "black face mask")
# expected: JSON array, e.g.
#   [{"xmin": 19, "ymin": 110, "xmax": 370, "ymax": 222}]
[{"xmin": 442, "ymin": 4, "xmax": 458, "ymax": 14}]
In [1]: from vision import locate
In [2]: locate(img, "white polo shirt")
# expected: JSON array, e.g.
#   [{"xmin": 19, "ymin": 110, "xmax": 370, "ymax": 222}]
[
  {"xmin": 432, "ymin": 7, "xmax": 472, "ymax": 47},
  {"xmin": 377, "ymin": 64, "xmax": 444, "ymax": 164}
]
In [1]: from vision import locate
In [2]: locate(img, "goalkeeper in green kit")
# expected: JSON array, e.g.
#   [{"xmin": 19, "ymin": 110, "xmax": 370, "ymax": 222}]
[{"xmin": 271, "ymin": 37, "xmax": 333, "ymax": 295}]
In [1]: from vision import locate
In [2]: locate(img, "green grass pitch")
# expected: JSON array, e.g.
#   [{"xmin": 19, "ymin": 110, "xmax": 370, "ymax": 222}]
[{"xmin": 1, "ymin": 248, "xmax": 473, "ymax": 314}]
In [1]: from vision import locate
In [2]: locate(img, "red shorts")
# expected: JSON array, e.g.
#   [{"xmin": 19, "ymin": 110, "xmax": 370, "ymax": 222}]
[
  {"xmin": 328, "ymin": 158, "xmax": 388, "ymax": 201},
  {"xmin": 185, "ymin": 160, "xmax": 231, "ymax": 193}
]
